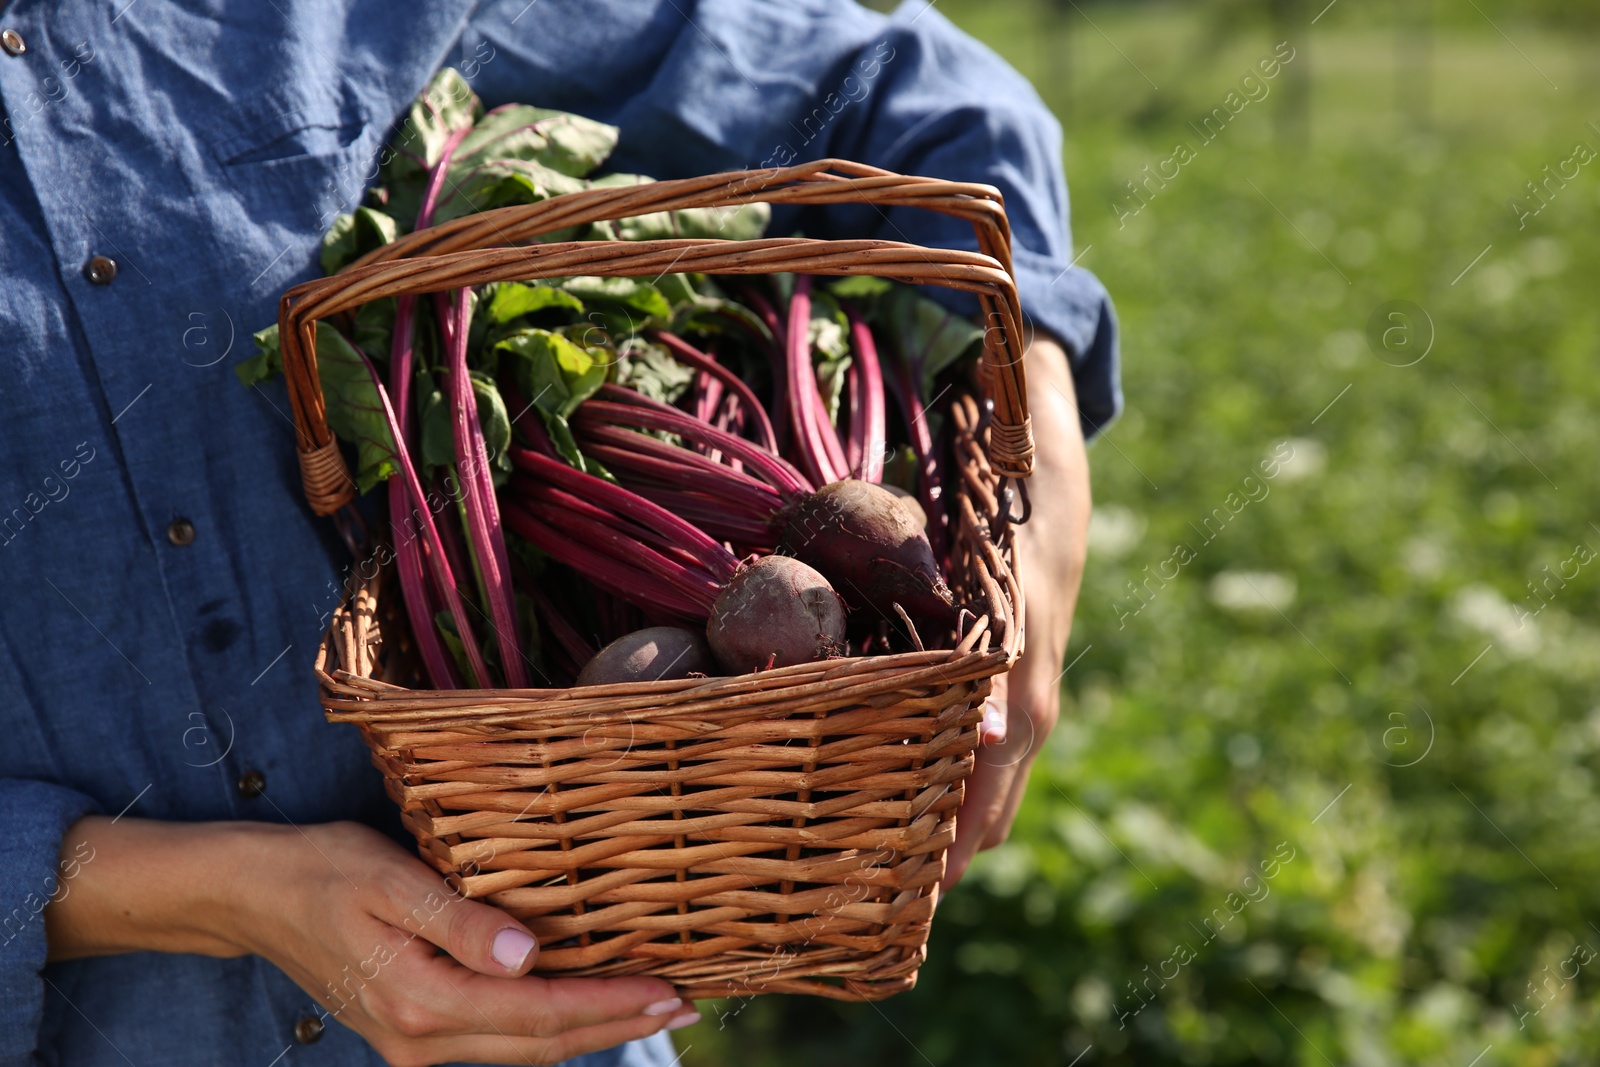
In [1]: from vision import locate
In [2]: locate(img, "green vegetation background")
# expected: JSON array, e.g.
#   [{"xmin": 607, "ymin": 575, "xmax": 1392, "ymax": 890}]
[{"xmin": 683, "ymin": 1, "xmax": 1600, "ymax": 1064}]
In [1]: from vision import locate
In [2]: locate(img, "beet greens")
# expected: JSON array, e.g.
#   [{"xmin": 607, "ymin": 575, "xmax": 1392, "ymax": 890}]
[{"xmin": 242, "ymin": 66, "xmax": 997, "ymax": 690}]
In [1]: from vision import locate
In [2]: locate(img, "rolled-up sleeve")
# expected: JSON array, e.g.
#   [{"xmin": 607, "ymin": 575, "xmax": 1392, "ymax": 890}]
[
  {"xmin": 464, "ymin": 0, "xmax": 1123, "ymax": 438},
  {"xmin": 0, "ymin": 780, "xmax": 98, "ymax": 1065},
  {"xmin": 819, "ymin": 4, "xmax": 1122, "ymax": 436}
]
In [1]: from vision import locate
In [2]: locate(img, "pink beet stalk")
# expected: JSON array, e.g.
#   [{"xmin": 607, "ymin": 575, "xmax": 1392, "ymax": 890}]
[
  {"xmin": 885, "ymin": 355, "xmax": 949, "ymax": 562},
  {"xmin": 503, "ymin": 501, "xmax": 710, "ymax": 620},
  {"xmin": 785, "ymin": 276, "xmax": 848, "ymax": 486},
  {"xmin": 584, "ymin": 386, "xmax": 814, "ymax": 498},
  {"xmin": 653, "ymin": 330, "xmax": 778, "ymax": 452},
  {"xmin": 740, "ymin": 287, "xmax": 788, "ymax": 454},
  {"xmin": 386, "ymin": 122, "xmax": 473, "ymax": 689},
  {"xmin": 356, "ymin": 348, "xmax": 490, "ymax": 688},
  {"xmin": 573, "ymin": 423, "xmax": 788, "ymax": 514},
  {"xmin": 507, "ymin": 444, "xmax": 740, "ymax": 579},
  {"xmin": 387, "ymin": 295, "xmax": 459, "ymax": 690},
  {"xmin": 442, "ymin": 287, "xmax": 529, "ymax": 689},
  {"xmin": 510, "ymin": 482, "xmax": 724, "ymax": 608},
  {"xmin": 847, "ymin": 306, "xmax": 887, "ymax": 483},
  {"xmin": 844, "ymin": 360, "xmax": 864, "ymax": 476}
]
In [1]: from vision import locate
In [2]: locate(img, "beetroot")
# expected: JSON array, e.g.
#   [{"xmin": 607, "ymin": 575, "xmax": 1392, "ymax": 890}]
[
  {"xmin": 778, "ymin": 479, "xmax": 954, "ymax": 628},
  {"xmin": 883, "ymin": 483, "xmax": 929, "ymax": 531},
  {"xmin": 706, "ymin": 555, "xmax": 847, "ymax": 673},
  {"xmin": 575, "ymin": 626, "xmax": 713, "ymax": 686}
]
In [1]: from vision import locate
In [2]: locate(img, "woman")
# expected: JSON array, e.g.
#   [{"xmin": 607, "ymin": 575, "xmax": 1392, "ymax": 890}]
[{"xmin": 0, "ymin": 0, "xmax": 1113, "ymax": 1062}]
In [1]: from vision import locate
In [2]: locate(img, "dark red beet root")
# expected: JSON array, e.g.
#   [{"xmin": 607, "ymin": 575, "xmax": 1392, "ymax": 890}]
[
  {"xmin": 707, "ymin": 555, "xmax": 847, "ymax": 673},
  {"xmin": 883, "ymin": 483, "xmax": 928, "ymax": 531},
  {"xmin": 575, "ymin": 626, "xmax": 715, "ymax": 687},
  {"xmin": 778, "ymin": 479, "xmax": 955, "ymax": 629}
]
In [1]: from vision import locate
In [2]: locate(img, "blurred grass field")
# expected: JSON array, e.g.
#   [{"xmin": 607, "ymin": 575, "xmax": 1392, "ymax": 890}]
[{"xmin": 684, "ymin": 3, "xmax": 1600, "ymax": 1064}]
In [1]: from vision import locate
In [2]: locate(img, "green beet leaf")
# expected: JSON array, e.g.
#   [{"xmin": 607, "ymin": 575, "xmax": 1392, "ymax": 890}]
[
  {"xmin": 453, "ymin": 105, "xmax": 619, "ymax": 179},
  {"xmin": 668, "ymin": 290, "xmax": 777, "ymax": 351},
  {"xmin": 589, "ymin": 173, "xmax": 770, "ymax": 242},
  {"xmin": 429, "ymin": 158, "xmax": 589, "ymax": 226},
  {"xmin": 418, "ymin": 369, "xmax": 513, "ymax": 484},
  {"xmin": 235, "ymin": 324, "xmax": 284, "ymax": 388},
  {"xmin": 497, "ymin": 327, "xmax": 614, "ymax": 475},
  {"xmin": 497, "ymin": 328, "xmax": 608, "ymax": 420},
  {"xmin": 559, "ymin": 276, "xmax": 674, "ymax": 322},
  {"xmin": 320, "ymin": 207, "xmax": 399, "ymax": 274},
  {"xmin": 485, "ymin": 282, "xmax": 585, "ymax": 325},
  {"xmin": 828, "ymin": 275, "xmax": 893, "ymax": 303},
  {"xmin": 352, "ymin": 298, "xmax": 397, "ymax": 361},
  {"xmin": 615, "ymin": 338, "xmax": 694, "ymax": 406},
  {"xmin": 242, "ymin": 322, "xmax": 402, "ymax": 493},
  {"xmin": 387, "ymin": 68, "xmax": 482, "ymax": 179},
  {"xmin": 314, "ymin": 323, "xmax": 402, "ymax": 493},
  {"xmin": 876, "ymin": 285, "xmax": 985, "ymax": 399}
]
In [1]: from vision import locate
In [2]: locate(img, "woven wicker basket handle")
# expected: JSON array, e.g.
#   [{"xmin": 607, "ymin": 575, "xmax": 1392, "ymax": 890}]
[{"xmin": 279, "ymin": 160, "xmax": 1032, "ymax": 515}]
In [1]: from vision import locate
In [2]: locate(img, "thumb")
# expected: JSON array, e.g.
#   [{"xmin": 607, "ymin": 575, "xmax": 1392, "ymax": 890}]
[
  {"xmin": 389, "ymin": 877, "xmax": 542, "ymax": 977},
  {"xmin": 442, "ymin": 896, "xmax": 541, "ymax": 977},
  {"xmin": 981, "ymin": 674, "xmax": 1009, "ymax": 746}
]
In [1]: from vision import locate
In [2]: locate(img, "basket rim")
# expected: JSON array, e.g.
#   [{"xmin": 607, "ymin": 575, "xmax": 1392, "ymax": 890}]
[{"xmin": 274, "ymin": 160, "xmax": 1035, "ymax": 518}]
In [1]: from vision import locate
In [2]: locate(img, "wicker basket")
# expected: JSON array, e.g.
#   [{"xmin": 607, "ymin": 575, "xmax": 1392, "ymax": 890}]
[{"xmin": 280, "ymin": 160, "xmax": 1035, "ymax": 1001}]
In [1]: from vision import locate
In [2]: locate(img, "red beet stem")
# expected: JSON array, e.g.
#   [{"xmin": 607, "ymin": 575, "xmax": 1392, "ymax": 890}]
[
  {"xmin": 652, "ymin": 330, "xmax": 778, "ymax": 452},
  {"xmin": 847, "ymin": 306, "xmax": 887, "ymax": 483},
  {"xmin": 385, "ymin": 123, "xmax": 472, "ymax": 689},
  {"xmin": 354, "ymin": 348, "xmax": 490, "ymax": 687},
  {"xmin": 572, "ymin": 423, "xmax": 788, "ymax": 513},
  {"xmin": 507, "ymin": 482, "xmax": 723, "ymax": 610},
  {"xmin": 884, "ymin": 356, "xmax": 949, "ymax": 561},
  {"xmin": 585, "ymin": 386, "xmax": 813, "ymax": 497},
  {"xmin": 622, "ymin": 486, "xmax": 778, "ymax": 548},
  {"xmin": 510, "ymin": 475, "xmax": 725, "ymax": 575},
  {"xmin": 786, "ymin": 276, "xmax": 851, "ymax": 486},
  {"xmin": 441, "ymin": 288, "xmax": 528, "ymax": 688},
  {"xmin": 739, "ymin": 286, "xmax": 789, "ymax": 454},
  {"xmin": 502, "ymin": 499, "xmax": 709, "ymax": 620},
  {"xmin": 506, "ymin": 444, "xmax": 738, "ymax": 584},
  {"xmin": 844, "ymin": 359, "xmax": 862, "ymax": 475}
]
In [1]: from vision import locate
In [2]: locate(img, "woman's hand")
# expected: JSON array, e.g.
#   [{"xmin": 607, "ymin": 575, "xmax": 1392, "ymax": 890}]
[
  {"xmin": 944, "ymin": 336, "xmax": 1091, "ymax": 889},
  {"xmin": 46, "ymin": 816, "xmax": 698, "ymax": 1066}
]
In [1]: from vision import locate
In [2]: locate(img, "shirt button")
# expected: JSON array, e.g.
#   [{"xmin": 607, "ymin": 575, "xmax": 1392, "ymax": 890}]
[
  {"xmin": 1, "ymin": 29, "xmax": 25, "ymax": 56},
  {"xmin": 236, "ymin": 770, "xmax": 266, "ymax": 798},
  {"xmin": 294, "ymin": 1014, "xmax": 325, "ymax": 1044},
  {"xmin": 166, "ymin": 518, "xmax": 196, "ymax": 546},
  {"xmin": 85, "ymin": 255, "xmax": 118, "ymax": 285}
]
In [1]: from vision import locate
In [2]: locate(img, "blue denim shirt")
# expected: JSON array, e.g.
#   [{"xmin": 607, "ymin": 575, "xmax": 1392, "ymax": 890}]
[{"xmin": 0, "ymin": 1, "xmax": 1118, "ymax": 1063}]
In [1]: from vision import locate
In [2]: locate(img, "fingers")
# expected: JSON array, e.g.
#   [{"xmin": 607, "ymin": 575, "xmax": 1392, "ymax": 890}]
[
  {"xmin": 404, "ymin": 1004, "xmax": 699, "ymax": 1066},
  {"xmin": 979, "ymin": 667, "xmax": 1059, "ymax": 851},
  {"xmin": 353, "ymin": 839, "xmax": 683, "ymax": 1046},
  {"xmin": 944, "ymin": 755, "xmax": 1015, "ymax": 890},
  {"xmin": 980, "ymin": 752, "xmax": 1037, "ymax": 852},
  {"xmin": 348, "ymin": 952, "xmax": 685, "ymax": 1048},
  {"xmin": 421, "ymin": 969, "xmax": 683, "ymax": 1037}
]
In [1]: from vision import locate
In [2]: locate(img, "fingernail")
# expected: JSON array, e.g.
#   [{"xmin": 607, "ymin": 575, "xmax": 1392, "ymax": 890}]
[
  {"xmin": 491, "ymin": 927, "xmax": 537, "ymax": 972},
  {"xmin": 642, "ymin": 998, "xmax": 683, "ymax": 1017},
  {"xmin": 665, "ymin": 1010, "xmax": 701, "ymax": 1031},
  {"xmin": 981, "ymin": 698, "xmax": 1007, "ymax": 743}
]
